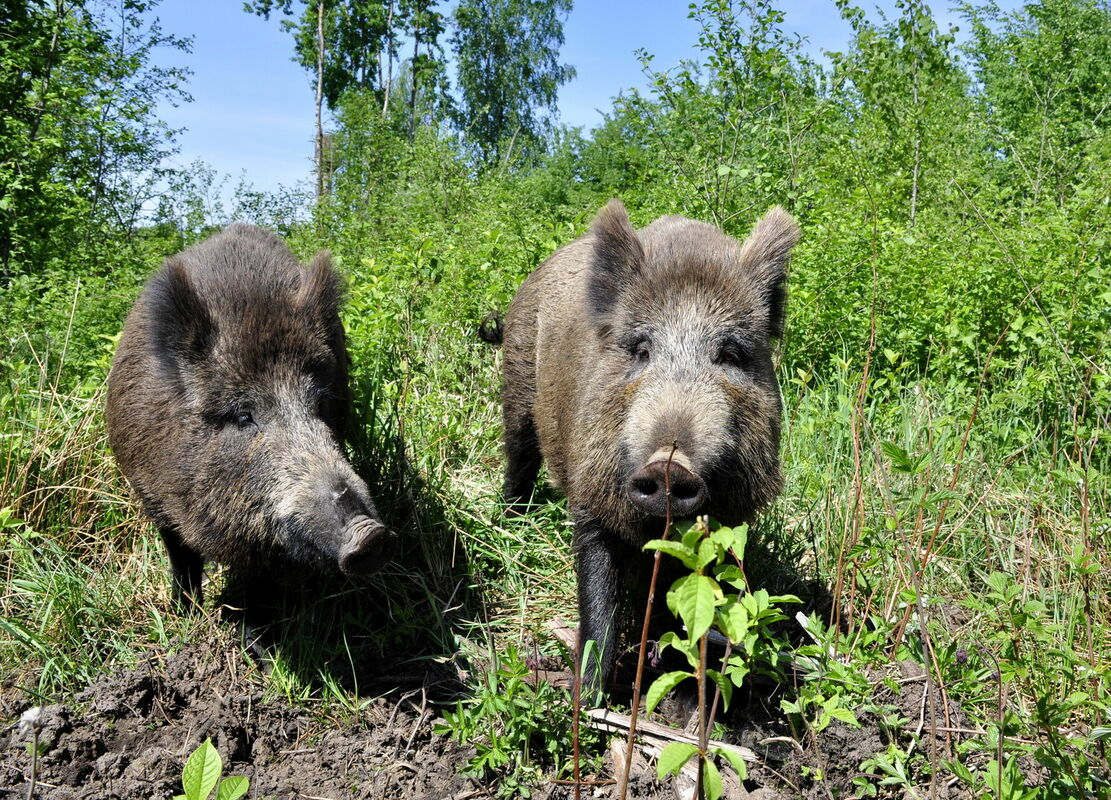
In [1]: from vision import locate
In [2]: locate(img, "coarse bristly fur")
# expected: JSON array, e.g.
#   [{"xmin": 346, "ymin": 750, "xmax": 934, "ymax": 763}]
[
  {"xmin": 106, "ymin": 224, "xmax": 395, "ymax": 612},
  {"xmin": 497, "ymin": 200, "xmax": 800, "ymax": 691}
]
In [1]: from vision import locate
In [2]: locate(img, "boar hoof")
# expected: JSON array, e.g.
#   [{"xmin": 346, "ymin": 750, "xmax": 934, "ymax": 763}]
[
  {"xmin": 627, "ymin": 460, "xmax": 707, "ymax": 518},
  {"xmin": 338, "ymin": 519, "xmax": 395, "ymax": 576}
]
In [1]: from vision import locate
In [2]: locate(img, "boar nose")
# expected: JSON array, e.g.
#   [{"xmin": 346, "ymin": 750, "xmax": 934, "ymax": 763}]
[
  {"xmin": 338, "ymin": 516, "xmax": 395, "ymax": 576},
  {"xmin": 332, "ymin": 483, "xmax": 396, "ymax": 576},
  {"xmin": 626, "ymin": 460, "xmax": 707, "ymax": 518}
]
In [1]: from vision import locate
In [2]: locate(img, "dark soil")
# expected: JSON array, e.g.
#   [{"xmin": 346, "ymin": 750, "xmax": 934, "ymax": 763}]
[
  {"xmin": 1, "ymin": 635, "xmax": 977, "ymax": 799},
  {"xmin": 0, "ymin": 635, "xmax": 475, "ymax": 799}
]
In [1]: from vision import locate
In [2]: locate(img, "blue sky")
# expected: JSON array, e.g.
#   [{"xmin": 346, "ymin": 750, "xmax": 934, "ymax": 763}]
[{"xmin": 149, "ymin": 1, "xmax": 1022, "ymax": 198}]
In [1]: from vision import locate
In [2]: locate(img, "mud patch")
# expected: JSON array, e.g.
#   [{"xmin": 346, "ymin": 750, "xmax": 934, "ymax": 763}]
[{"xmin": 0, "ymin": 636, "xmax": 475, "ymax": 799}]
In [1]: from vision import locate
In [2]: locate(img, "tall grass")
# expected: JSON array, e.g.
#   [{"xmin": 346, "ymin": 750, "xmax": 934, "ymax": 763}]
[{"xmin": 0, "ymin": 353, "xmax": 182, "ymax": 698}]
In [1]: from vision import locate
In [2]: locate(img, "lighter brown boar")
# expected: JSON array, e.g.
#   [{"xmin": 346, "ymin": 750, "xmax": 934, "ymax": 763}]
[{"xmin": 495, "ymin": 200, "xmax": 799, "ymax": 691}]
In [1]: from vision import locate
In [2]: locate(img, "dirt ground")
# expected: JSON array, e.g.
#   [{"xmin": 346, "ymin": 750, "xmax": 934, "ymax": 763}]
[
  {"xmin": 0, "ymin": 634, "xmax": 975, "ymax": 800},
  {"xmin": 0, "ymin": 637, "xmax": 475, "ymax": 800}
]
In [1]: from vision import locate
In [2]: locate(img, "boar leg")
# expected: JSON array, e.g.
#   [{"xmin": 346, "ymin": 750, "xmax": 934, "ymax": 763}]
[
  {"xmin": 502, "ymin": 408, "xmax": 543, "ymax": 511},
  {"xmin": 575, "ymin": 519, "xmax": 623, "ymax": 695},
  {"xmin": 159, "ymin": 525, "xmax": 203, "ymax": 611}
]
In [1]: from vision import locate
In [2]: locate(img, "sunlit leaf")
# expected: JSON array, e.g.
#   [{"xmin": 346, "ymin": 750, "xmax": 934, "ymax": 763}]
[
  {"xmin": 656, "ymin": 742, "xmax": 698, "ymax": 778},
  {"xmin": 181, "ymin": 740, "xmax": 221, "ymax": 800},
  {"xmin": 646, "ymin": 670, "xmax": 693, "ymax": 713}
]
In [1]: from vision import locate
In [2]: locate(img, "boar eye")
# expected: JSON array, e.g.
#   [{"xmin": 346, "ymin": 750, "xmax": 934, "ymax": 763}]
[
  {"xmin": 716, "ymin": 342, "xmax": 751, "ymax": 371},
  {"xmin": 630, "ymin": 340, "xmax": 650, "ymax": 363},
  {"xmin": 230, "ymin": 409, "xmax": 255, "ymax": 429},
  {"xmin": 620, "ymin": 332, "xmax": 652, "ymax": 373}
]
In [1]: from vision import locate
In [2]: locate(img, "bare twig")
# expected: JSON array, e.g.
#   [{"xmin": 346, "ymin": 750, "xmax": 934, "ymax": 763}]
[
  {"xmin": 586, "ymin": 709, "xmax": 757, "ymax": 763},
  {"xmin": 618, "ymin": 443, "xmax": 678, "ymax": 800}
]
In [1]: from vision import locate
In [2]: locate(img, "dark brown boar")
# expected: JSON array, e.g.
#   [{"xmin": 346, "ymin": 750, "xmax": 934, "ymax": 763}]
[
  {"xmin": 106, "ymin": 223, "xmax": 395, "ymax": 611},
  {"xmin": 496, "ymin": 200, "xmax": 799, "ymax": 690}
]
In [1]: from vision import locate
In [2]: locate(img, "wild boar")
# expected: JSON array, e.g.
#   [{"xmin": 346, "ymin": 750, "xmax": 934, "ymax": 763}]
[
  {"xmin": 106, "ymin": 224, "xmax": 395, "ymax": 612},
  {"xmin": 495, "ymin": 200, "xmax": 799, "ymax": 690}
]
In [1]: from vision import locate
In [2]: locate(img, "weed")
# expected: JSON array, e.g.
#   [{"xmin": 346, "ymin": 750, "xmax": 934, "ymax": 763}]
[
  {"xmin": 435, "ymin": 642, "xmax": 600, "ymax": 798},
  {"xmin": 857, "ymin": 743, "xmax": 922, "ymax": 798},
  {"xmin": 641, "ymin": 518, "xmax": 799, "ymax": 798},
  {"xmin": 173, "ymin": 739, "xmax": 258, "ymax": 800}
]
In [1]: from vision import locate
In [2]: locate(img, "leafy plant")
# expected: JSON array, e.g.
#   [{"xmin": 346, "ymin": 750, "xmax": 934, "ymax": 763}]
[
  {"xmin": 857, "ymin": 744, "xmax": 922, "ymax": 798},
  {"xmin": 173, "ymin": 740, "xmax": 252, "ymax": 800},
  {"xmin": 782, "ymin": 614, "xmax": 868, "ymax": 735},
  {"xmin": 435, "ymin": 642, "xmax": 598, "ymax": 798},
  {"xmin": 643, "ymin": 518, "xmax": 799, "ymax": 797},
  {"xmin": 951, "ymin": 571, "xmax": 1111, "ymax": 799}
]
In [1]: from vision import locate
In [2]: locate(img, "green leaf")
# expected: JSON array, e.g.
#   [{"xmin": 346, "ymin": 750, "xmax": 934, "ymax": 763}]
[
  {"xmin": 644, "ymin": 539, "xmax": 698, "ymax": 569},
  {"xmin": 656, "ymin": 742, "xmax": 698, "ymax": 778},
  {"xmin": 680, "ymin": 524, "xmax": 704, "ymax": 553},
  {"xmin": 985, "ymin": 572, "xmax": 1013, "ymax": 595},
  {"xmin": 658, "ymin": 631, "xmax": 700, "ymax": 666},
  {"xmin": 715, "ymin": 597, "xmax": 750, "ymax": 642},
  {"xmin": 766, "ymin": 593, "xmax": 801, "ymax": 605},
  {"xmin": 828, "ymin": 706, "xmax": 860, "ymax": 726},
  {"xmin": 715, "ymin": 564, "xmax": 747, "ymax": 591},
  {"xmin": 1022, "ymin": 599, "xmax": 1047, "ymax": 616},
  {"xmin": 925, "ymin": 489, "xmax": 961, "ymax": 505},
  {"xmin": 711, "ymin": 522, "xmax": 747, "ymax": 557},
  {"xmin": 705, "ymin": 668, "xmax": 733, "ymax": 710},
  {"xmin": 702, "ymin": 758, "xmax": 724, "ymax": 800},
  {"xmin": 215, "ymin": 776, "xmax": 249, "ymax": 800},
  {"xmin": 709, "ymin": 527, "xmax": 734, "ymax": 550},
  {"xmin": 181, "ymin": 740, "xmax": 222, "ymax": 800},
  {"xmin": 674, "ymin": 574, "xmax": 718, "ymax": 641},
  {"xmin": 947, "ymin": 758, "xmax": 975, "ymax": 783},
  {"xmin": 725, "ymin": 659, "xmax": 751, "ymax": 687},
  {"xmin": 716, "ymin": 164, "xmax": 731, "ymax": 176},
  {"xmin": 781, "ymin": 698, "xmax": 803, "ymax": 714},
  {"xmin": 739, "ymin": 590, "xmax": 766, "ymax": 616},
  {"xmin": 1064, "ymin": 691, "xmax": 1088, "ymax": 707},
  {"xmin": 711, "ymin": 745, "xmax": 748, "ymax": 781},
  {"xmin": 646, "ymin": 670, "xmax": 693, "ymax": 713},
  {"xmin": 696, "ymin": 537, "xmax": 717, "ymax": 569},
  {"xmin": 879, "ymin": 440, "xmax": 913, "ymax": 471}
]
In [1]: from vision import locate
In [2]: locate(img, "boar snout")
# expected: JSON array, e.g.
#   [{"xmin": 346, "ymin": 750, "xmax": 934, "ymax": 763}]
[
  {"xmin": 328, "ymin": 482, "xmax": 395, "ymax": 576},
  {"xmin": 338, "ymin": 516, "xmax": 395, "ymax": 576},
  {"xmin": 626, "ymin": 459, "xmax": 707, "ymax": 517}
]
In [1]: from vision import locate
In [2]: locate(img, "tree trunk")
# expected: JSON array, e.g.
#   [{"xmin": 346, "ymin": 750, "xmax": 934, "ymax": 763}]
[
  {"xmin": 315, "ymin": 0, "xmax": 326, "ymax": 201},
  {"xmin": 28, "ymin": 0, "xmax": 67, "ymax": 145},
  {"xmin": 381, "ymin": 0, "xmax": 395, "ymax": 118},
  {"xmin": 909, "ymin": 53, "xmax": 921, "ymax": 227},
  {"xmin": 6, "ymin": 0, "xmax": 66, "ymax": 278},
  {"xmin": 408, "ymin": 15, "xmax": 420, "ymax": 138}
]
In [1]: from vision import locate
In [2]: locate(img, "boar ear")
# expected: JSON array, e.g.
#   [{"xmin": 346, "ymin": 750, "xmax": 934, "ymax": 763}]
[
  {"xmin": 738, "ymin": 206, "xmax": 799, "ymax": 338},
  {"xmin": 589, "ymin": 199, "xmax": 644, "ymax": 319},
  {"xmin": 296, "ymin": 250, "xmax": 342, "ymax": 322},
  {"xmin": 149, "ymin": 258, "xmax": 215, "ymax": 374}
]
